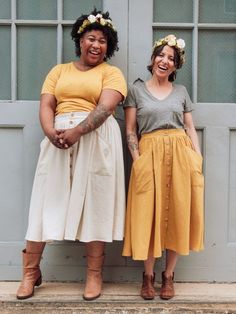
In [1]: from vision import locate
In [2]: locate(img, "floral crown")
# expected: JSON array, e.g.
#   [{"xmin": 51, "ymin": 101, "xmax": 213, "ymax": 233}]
[
  {"xmin": 77, "ymin": 13, "xmax": 116, "ymax": 34},
  {"xmin": 153, "ymin": 34, "xmax": 186, "ymax": 66}
]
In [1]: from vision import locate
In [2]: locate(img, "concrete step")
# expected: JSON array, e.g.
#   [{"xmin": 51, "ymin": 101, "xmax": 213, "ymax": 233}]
[{"xmin": 1, "ymin": 282, "xmax": 236, "ymax": 313}]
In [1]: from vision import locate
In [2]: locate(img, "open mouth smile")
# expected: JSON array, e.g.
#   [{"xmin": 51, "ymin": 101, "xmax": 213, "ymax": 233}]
[{"xmin": 158, "ymin": 65, "xmax": 168, "ymax": 71}]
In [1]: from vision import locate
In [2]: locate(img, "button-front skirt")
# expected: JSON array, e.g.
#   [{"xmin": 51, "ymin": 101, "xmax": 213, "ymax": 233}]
[
  {"xmin": 122, "ymin": 129, "xmax": 204, "ymax": 260},
  {"xmin": 25, "ymin": 112, "xmax": 125, "ymax": 242}
]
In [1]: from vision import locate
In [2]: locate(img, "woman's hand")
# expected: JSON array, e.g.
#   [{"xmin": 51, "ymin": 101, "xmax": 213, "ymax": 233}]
[
  {"xmin": 57, "ymin": 127, "xmax": 81, "ymax": 149},
  {"xmin": 45, "ymin": 128, "xmax": 65, "ymax": 149}
]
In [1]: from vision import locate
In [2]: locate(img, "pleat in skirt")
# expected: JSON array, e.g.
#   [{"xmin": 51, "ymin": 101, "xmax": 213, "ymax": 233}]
[{"xmin": 122, "ymin": 129, "xmax": 204, "ymax": 260}]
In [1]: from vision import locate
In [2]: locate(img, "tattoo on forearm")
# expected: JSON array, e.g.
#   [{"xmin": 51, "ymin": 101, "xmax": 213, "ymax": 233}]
[
  {"xmin": 127, "ymin": 132, "xmax": 139, "ymax": 153},
  {"xmin": 79, "ymin": 104, "xmax": 112, "ymax": 134}
]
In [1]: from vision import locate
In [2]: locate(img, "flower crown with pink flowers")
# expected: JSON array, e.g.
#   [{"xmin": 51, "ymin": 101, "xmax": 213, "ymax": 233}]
[
  {"xmin": 153, "ymin": 34, "xmax": 186, "ymax": 66},
  {"xmin": 77, "ymin": 13, "xmax": 116, "ymax": 34}
]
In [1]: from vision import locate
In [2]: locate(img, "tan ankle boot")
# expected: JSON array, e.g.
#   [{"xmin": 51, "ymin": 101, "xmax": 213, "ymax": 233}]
[
  {"xmin": 160, "ymin": 271, "xmax": 175, "ymax": 300},
  {"xmin": 83, "ymin": 254, "xmax": 104, "ymax": 301},
  {"xmin": 140, "ymin": 272, "xmax": 155, "ymax": 300},
  {"xmin": 16, "ymin": 249, "xmax": 42, "ymax": 300}
]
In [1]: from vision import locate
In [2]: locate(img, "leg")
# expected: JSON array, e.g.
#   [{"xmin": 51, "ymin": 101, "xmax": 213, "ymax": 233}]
[
  {"xmin": 165, "ymin": 249, "xmax": 178, "ymax": 277},
  {"xmin": 16, "ymin": 240, "xmax": 46, "ymax": 300},
  {"xmin": 160, "ymin": 249, "xmax": 178, "ymax": 300},
  {"xmin": 144, "ymin": 256, "xmax": 155, "ymax": 276},
  {"xmin": 83, "ymin": 241, "xmax": 105, "ymax": 301},
  {"xmin": 141, "ymin": 256, "xmax": 156, "ymax": 300},
  {"xmin": 26, "ymin": 240, "xmax": 46, "ymax": 254}
]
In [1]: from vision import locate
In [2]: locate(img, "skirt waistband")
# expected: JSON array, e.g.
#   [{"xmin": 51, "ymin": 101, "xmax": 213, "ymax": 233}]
[
  {"xmin": 55, "ymin": 112, "xmax": 89, "ymax": 121},
  {"xmin": 142, "ymin": 128, "xmax": 186, "ymax": 139},
  {"xmin": 54, "ymin": 112, "xmax": 89, "ymax": 129}
]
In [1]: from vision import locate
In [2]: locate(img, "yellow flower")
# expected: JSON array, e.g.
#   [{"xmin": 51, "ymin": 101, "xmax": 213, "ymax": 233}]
[
  {"xmin": 78, "ymin": 26, "xmax": 83, "ymax": 33},
  {"xmin": 154, "ymin": 40, "xmax": 163, "ymax": 47},
  {"xmin": 167, "ymin": 38, "xmax": 177, "ymax": 46},
  {"xmin": 100, "ymin": 18, "xmax": 106, "ymax": 26},
  {"xmin": 164, "ymin": 34, "xmax": 176, "ymax": 42}
]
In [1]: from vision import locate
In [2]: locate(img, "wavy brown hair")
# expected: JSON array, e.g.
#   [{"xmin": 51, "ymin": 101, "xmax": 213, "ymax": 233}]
[{"xmin": 147, "ymin": 44, "xmax": 184, "ymax": 82}]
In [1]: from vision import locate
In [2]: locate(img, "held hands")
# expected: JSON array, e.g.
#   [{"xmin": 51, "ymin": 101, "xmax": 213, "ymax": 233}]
[
  {"xmin": 46, "ymin": 128, "xmax": 65, "ymax": 149},
  {"xmin": 46, "ymin": 127, "xmax": 81, "ymax": 149},
  {"xmin": 57, "ymin": 127, "xmax": 81, "ymax": 149}
]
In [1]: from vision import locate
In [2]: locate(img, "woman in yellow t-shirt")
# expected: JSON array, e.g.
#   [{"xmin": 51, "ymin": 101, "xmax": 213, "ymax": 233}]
[{"xmin": 17, "ymin": 8, "xmax": 127, "ymax": 301}]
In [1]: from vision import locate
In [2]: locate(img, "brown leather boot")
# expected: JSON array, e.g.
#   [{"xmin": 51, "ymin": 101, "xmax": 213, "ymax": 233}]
[
  {"xmin": 83, "ymin": 254, "xmax": 104, "ymax": 301},
  {"xmin": 140, "ymin": 272, "xmax": 155, "ymax": 300},
  {"xmin": 16, "ymin": 249, "xmax": 42, "ymax": 300},
  {"xmin": 160, "ymin": 271, "xmax": 175, "ymax": 300}
]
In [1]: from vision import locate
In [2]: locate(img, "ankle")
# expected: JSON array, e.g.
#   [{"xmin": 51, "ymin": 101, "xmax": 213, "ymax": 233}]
[
  {"xmin": 163, "ymin": 271, "xmax": 174, "ymax": 278},
  {"xmin": 144, "ymin": 272, "xmax": 155, "ymax": 277}
]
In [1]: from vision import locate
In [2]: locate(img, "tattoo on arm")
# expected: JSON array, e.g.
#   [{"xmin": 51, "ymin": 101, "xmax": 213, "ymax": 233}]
[
  {"xmin": 127, "ymin": 132, "xmax": 139, "ymax": 153},
  {"xmin": 79, "ymin": 104, "xmax": 112, "ymax": 134}
]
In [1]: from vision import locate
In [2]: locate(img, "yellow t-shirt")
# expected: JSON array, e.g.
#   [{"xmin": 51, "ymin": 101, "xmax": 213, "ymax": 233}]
[{"xmin": 41, "ymin": 62, "xmax": 127, "ymax": 115}]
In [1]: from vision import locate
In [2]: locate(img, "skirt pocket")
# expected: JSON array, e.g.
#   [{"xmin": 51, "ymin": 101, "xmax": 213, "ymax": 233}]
[
  {"xmin": 184, "ymin": 146, "xmax": 204, "ymax": 187},
  {"xmin": 132, "ymin": 151, "xmax": 154, "ymax": 194},
  {"xmin": 90, "ymin": 133, "xmax": 113, "ymax": 176}
]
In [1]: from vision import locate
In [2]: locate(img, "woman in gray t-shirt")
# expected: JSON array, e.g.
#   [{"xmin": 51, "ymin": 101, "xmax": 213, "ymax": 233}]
[{"xmin": 122, "ymin": 35, "xmax": 204, "ymax": 301}]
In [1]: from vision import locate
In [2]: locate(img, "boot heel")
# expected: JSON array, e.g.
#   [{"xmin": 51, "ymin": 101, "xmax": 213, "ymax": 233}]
[{"xmin": 35, "ymin": 275, "xmax": 42, "ymax": 287}]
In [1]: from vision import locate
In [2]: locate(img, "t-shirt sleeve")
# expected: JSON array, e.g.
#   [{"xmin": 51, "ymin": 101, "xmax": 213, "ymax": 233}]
[
  {"xmin": 41, "ymin": 64, "xmax": 62, "ymax": 95},
  {"xmin": 102, "ymin": 66, "xmax": 127, "ymax": 99},
  {"xmin": 183, "ymin": 86, "xmax": 193, "ymax": 112},
  {"xmin": 123, "ymin": 84, "xmax": 137, "ymax": 108}
]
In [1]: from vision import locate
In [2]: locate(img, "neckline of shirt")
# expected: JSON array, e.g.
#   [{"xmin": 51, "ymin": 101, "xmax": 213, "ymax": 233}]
[
  {"xmin": 142, "ymin": 81, "xmax": 176, "ymax": 102},
  {"xmin": 71, "ymin": 61, "xmax": 105, "ymax": 73}
]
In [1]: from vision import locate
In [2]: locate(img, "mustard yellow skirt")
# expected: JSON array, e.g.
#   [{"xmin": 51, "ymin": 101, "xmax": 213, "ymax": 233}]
[{"xmin": 122, "ymin": 129, "xmax": 204, "ymax": 260}]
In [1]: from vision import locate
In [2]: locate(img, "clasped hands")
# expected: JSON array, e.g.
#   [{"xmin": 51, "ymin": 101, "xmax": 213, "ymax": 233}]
[{"xmin": 48, "ymin": 127, "xmax": 81, "ymax": 149}]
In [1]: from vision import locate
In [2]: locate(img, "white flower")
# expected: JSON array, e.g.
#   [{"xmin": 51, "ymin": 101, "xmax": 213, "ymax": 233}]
[
  {"xmin": 96, "ymin": 14, "xmax": 102, "ymax": 19},
  {"xmin": 87, "ymin": 14, "xmax": 96, "ymax": 23},
  {"xmin": 176, "ymin": 38, "xmax": 185, "ymax": 49}
]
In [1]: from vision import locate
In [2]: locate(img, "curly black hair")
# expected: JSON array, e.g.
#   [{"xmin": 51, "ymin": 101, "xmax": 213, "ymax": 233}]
[
  {"xmin": 147, "ymin": 44, "xmax": 184, "ymax": 82},
  {"xmin": 71, "ymin": 8, "xmax": 119, "ymax": 60}
]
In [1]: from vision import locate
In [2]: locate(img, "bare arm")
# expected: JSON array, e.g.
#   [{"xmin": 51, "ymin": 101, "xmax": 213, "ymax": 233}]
[
  {"xmin": 184, "ymin": 112, "xmax": 202, "ymax": 155},
  {"xmin": 39, "ymin": 94, "xmax": 56, "ymax": 134},
  {"xmin": 39, "ymin": 93, "xmax": 65, "ymax": 148},
  {"xmin": 59, "ymin": 89, "xmax": 123, "ymax": 147},
  {"xmin": 125, "ymin": 107, "xmax": 140, "ymax": 161}
]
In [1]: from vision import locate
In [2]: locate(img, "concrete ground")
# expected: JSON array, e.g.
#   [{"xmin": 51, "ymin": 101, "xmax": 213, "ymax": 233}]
[{"xmin": 0, "ymin": 281, "xmax": 236, "ymax": 313}]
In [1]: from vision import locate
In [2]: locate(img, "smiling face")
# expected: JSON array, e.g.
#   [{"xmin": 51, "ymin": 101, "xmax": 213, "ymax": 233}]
[
  {"xmin": 152, "ymin": 45, "xmax": 176, "ymax": 80},
  {"xmin": 79, "ymin": 29, "xmax": 107, "ymax": 66}
]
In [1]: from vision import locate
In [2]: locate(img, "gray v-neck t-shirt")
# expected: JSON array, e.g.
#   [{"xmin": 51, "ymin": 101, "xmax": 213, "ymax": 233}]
[{"xmin": 123, "ymin": 78, "xmax": 193, "ymax": 135}]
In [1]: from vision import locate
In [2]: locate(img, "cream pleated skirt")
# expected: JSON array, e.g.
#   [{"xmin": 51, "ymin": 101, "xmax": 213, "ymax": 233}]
[
  {"xmin": 122, "ymin": 129, "xmax": 204, "ymax": 260},
  {"xmin": 25, "ymin": 112, "xmax": 125, "ymax": 242}
]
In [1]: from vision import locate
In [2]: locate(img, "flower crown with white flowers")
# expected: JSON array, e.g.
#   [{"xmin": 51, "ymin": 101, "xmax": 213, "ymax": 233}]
[
  {"xmin": 153, "ymin": 34, "xmax": 186, "ymax": 66},
  {"xmin": 77, "ymin": 13, "xmax": 116, "ymax": 34}
]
